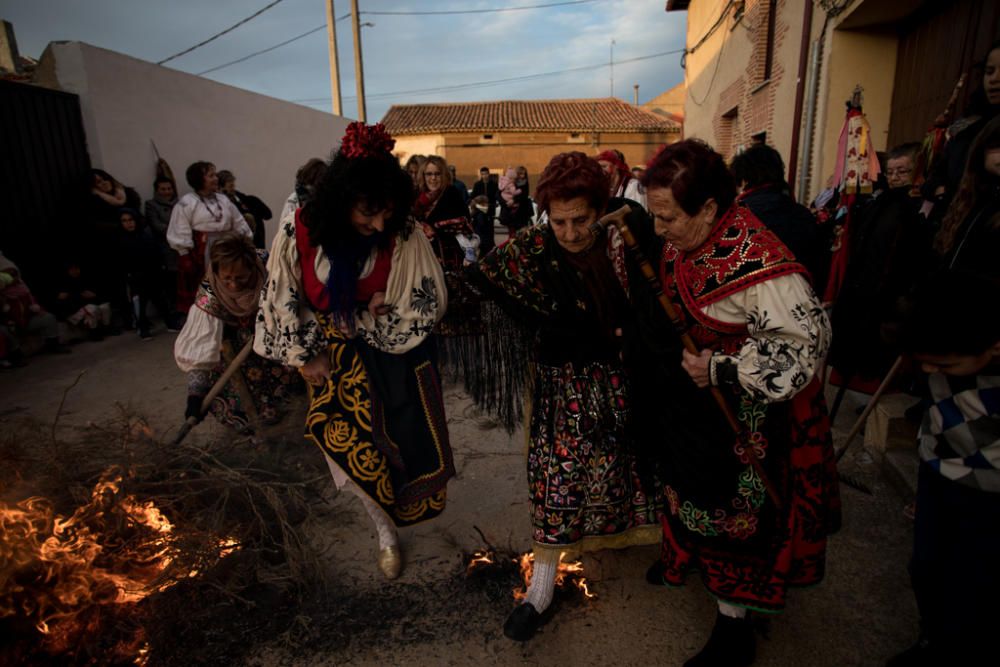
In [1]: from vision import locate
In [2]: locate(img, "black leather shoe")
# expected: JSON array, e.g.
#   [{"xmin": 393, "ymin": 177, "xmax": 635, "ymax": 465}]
[
  {"xmin": 684, "ymin": 611, "xmax": 755, "ymax": 667},
  {"xmin": 503, "ymin": 603, "xmax": 543, "ymax": 641}
]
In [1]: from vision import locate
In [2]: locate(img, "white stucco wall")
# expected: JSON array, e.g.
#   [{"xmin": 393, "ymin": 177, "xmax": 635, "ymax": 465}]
[{"xmin": 36, "ymin": 41, "xmax": 350, "ymax": 245}]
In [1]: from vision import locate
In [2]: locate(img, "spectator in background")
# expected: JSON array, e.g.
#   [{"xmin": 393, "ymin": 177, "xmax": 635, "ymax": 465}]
[
  {"xmin": 828, "ymin": 141, "xmax": 932, "ymax": 389},
  {"xmin": 86, "ymin": 169, "xmax": 142, "ymax": 236},
  {"xmin": 596, "ymin": 150, "xmax": 646, "ymax": 209},
  {"xmin": 471, "ymin": 166, "xmax": 499, "ymax": 215},
  {"xmin": 85, "ymin": 168, "xmax": 142, "ymax": 323},
  {"xmin": 144, "ymin": 176, "xmax": 181, "ymax": 329},
  {"xmin": 730, "ymin": 143, "xmax": 830, "ymax": 289},
  {"xmin": 413, "ymin": 155, "xmax": 478, "ymax": 338},
  {"xmin": 117, "ymin": 209, "xmax": 171, "ymax": 340},
  {"xmin": 404, "ymin": 154, "xmax": 426, "ymax": 189},
  {"xmin": 470, "ymin": 194, "xmax": 495, "ymax": 256},
  {"xmin": 0, "ymin": 253, "xmax": 69, "ymax": 355},
  {"xmin": 498, "ymin": 165, "xmax": 533, "ymax": 234},
  {"xmin": 218, "ymin": 170, "xmax": 273, "ymax": 249},
  {"xmin": 935, "ymin": 114, "xmax": 1000, "ymax": 278},
  {"xmin": 167, "ymin": 161, "xmax": 253, "ymax": 314},
  {"xmin": 922, "ymin": 40, "xmax": 1000, "ymax": 215},
  {"xmin": 54, "ymin": 261, "xmax": 112, "ymax": 341},
  {"xmin": 448, "ymin": 165, "xmax": 470, "ymax": 204},
  {"xmin": 280, "ymin": 157, "xmax": 327, "ymax": 223}
]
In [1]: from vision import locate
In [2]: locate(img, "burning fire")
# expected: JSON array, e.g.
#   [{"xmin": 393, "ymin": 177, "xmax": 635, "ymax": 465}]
[
  {"xmin": 0, "ymin": 468, "xmax": 237, "ymax": 659},
  {"xmin": 466, "ymin": 549, "xmax": 595, "ymax": 601}
]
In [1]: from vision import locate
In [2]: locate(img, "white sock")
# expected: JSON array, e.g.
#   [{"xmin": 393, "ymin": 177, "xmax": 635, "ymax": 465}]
[
  {"xmin": 324, "ymin": 454, "xmax": 397, "ymax": 549},
  {"xmin": 354, "ymin": 487, "xmax": 398, "ymax": 549},
  {"xmin": 524, "ymin": 550, "xmax": 560, "ymax": 613},
  {"xmin": 718, "ymin": 600, "xmax": 747, "ymax": 619}
]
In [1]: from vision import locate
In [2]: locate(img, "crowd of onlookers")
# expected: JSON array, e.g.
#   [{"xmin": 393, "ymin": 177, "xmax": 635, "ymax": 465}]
[{"xmin": 0, "ymin": 164, "xmax": 271, "ymax": 368}]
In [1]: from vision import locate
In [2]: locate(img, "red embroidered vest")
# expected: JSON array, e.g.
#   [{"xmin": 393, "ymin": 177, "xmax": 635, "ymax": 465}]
[{"xmin": 660, "ymin": 204, "xmax": 807, "ymax": 354}]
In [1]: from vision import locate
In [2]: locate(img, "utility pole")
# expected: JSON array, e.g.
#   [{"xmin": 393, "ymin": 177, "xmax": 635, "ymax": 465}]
[
  {"xmin": 350, "ymin": 0, "xmax": 367, "ymax": 122},
  {"xmin": 325, "ymin": 0, "xmax": 342, "ymax": 116},
  {"xmin": 609, "ymin": 39, "xmax": 615, "ymax": 97}
]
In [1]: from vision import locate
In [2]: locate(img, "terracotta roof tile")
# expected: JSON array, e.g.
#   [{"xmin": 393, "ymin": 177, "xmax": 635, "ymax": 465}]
[{"xmin": 380, "ymin": 98, "xmax": 680, "ymax": 135}]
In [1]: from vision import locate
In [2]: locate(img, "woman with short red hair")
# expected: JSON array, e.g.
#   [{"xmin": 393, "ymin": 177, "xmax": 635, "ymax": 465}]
[
  {"xmin": 642, "ymin": 139, "xmax": 838, "ymax": 666},
  {"xmin": 470, "ymin": 151, "xmax": 661, "ymax": 641}
]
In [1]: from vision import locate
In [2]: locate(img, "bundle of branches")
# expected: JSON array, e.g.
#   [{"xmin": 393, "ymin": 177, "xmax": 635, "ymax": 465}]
[{"xmin": 0, "ymin": 406, "xmax": 330, "ymax": 666}]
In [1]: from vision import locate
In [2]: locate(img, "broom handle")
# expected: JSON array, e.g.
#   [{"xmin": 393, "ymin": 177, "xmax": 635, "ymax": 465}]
[
  {"xmin": 172, "ymin": 338, "xmax": 255, "ymax": 445},
  {"xmin": 834, "ymin": 355, "xmax": 905, "ymax": 463}
]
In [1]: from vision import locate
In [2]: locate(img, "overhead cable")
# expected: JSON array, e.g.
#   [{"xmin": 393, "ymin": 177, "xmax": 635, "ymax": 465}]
[
  {"xmin": 157, "ymin": 0, "xmax": 287, "ymax": 65},
  {"xmin": 292, "ymin": 49, "xmax": 685, "ymax": 103}
]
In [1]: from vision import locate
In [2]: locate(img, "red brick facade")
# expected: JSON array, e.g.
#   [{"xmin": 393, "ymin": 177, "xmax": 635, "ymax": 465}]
[{"xmin": 711, "ymin": 0, "xmax": 793, "ymax": 159}]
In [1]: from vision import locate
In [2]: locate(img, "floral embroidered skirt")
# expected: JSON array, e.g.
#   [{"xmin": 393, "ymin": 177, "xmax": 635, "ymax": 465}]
[
  {"xmin": 652, "ymin": 378, "xmax": 841, "ymax": 612},
  {"xmin": 204, "ymin": 327, "xmax": 301, "ymax": 433},
  {"xmin": 529, "ymin": 361, "xmax": 661, "ymax": 555},
  {"xmin": 306, "ymin": 318, "xmax": 455, "ymax": 527}
]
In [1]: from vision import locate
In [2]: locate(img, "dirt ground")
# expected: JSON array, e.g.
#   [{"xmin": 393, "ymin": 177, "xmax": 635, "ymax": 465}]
[{"xmin": 0, "ymin": 332, "xmax": 918, "ymax": 666}]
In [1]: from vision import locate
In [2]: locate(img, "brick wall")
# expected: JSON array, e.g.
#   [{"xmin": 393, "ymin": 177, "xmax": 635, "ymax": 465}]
[
  {"xmin": 424, "ymin": 131, "xmax": 679, "ymax": 185},
  {"xmin": 711, "ymin": 0, "xmax": 794, "ymax": 161}
]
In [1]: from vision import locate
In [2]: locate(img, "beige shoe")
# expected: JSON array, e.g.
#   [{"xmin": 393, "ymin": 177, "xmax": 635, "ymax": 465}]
[{"xmin": 377, "ymin": 545, "xmax": 403, "ymax": 579}]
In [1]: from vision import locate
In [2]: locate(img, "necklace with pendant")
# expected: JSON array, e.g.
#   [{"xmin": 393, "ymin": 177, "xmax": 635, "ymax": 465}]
[{"xmin": 199, "ymin": 194, "xmax": 223, "ymax": 222}]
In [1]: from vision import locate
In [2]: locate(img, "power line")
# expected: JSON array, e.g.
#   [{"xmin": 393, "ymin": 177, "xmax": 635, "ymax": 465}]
[
  {"xmin": 157, "ymin": 0, "xmax": 287, "ymax": 65},
  {"xmin": 191, "ymin": 0, "xmax": 604, "ymax": 76},
  {"xmin": 292, "ymin": 49, "xmax": 684, "ymax": 103},
  {"xmin": 363, "ymin": 0, "xmax": 600, "ymax": 16}
]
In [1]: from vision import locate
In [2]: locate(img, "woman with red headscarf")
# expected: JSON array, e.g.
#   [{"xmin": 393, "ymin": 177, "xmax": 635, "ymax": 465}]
[
  {"xmin": 470, "ymin": 151, "xmax": 661, "ymax": 641},
  {"xmin": 596, "ymin": 149, "xmax": 647, "ymax": 210}
]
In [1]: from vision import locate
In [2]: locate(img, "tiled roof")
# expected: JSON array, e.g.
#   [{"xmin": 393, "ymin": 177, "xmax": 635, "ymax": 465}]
[{"xmin": 380, "ymin": 98, "xmax": 681, "ymax": 136}]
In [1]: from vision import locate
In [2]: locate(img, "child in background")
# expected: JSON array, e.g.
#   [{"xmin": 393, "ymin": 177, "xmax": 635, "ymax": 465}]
[
  {"xmin": 55, "ymin": 262, "xmax": 112, "ymax": 340},
  {"xmin": 498, "ymin": 167, "xmax": 521, "ymax": 214},
  {"xmin": 887, "ymin": 270, "xmax": 1000, "ymax": 667}
]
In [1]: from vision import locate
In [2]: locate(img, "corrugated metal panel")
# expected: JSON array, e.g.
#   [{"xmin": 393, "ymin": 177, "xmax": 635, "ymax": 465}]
[
  {"xmin": 888, "ymin": 0, "xmax": 1000, "ymax": 148},
  {"xmin": 0, "ymin": 79, "xmax": 91, "ymax": 301}
]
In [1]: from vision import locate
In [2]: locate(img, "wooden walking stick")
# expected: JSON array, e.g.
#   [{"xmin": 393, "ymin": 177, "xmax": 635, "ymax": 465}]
[
  {"xmin": 171, "ymin": 338, "xmax": 255, "ymax": 445},
  {"xmin": 590, "ymin": 205, "xmax": 783, "ymax": 509}
]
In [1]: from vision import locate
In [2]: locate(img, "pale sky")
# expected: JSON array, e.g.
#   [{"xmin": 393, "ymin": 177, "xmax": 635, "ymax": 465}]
[{"xmin": 3, "ymin": 0, "xmax": 687, "ymax": 121}]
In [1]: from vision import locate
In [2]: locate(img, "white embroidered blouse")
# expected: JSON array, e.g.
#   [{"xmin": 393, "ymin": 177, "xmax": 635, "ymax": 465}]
[{"xmin": 254, "ymin": 209, "xmax": 448, "ymax": 367}]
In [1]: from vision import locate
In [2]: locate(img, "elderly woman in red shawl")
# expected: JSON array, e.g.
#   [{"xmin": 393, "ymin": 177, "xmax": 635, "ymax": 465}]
[{"xmin": 641, "ymin": 139, "xmax": 839, "ymax": 667}]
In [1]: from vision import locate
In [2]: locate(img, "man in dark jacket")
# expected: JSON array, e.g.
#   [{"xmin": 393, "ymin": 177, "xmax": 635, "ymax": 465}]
[
  {"xmin": 471, "ymin": 166, "xmax": 498, "ymax": 217},
  {"xmin": 730, "ymin": 144, "xmax": 830, "ymax": 290}
]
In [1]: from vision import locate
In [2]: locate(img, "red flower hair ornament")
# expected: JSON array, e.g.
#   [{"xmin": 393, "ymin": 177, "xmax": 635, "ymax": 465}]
[{"xmin": 339, "ymin": 121, "xmax": 396, "ymax": 159}]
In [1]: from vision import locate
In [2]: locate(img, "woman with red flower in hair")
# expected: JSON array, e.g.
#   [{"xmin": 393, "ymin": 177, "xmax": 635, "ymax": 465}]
[
  {"xmin": 469, "ymin": 151, "xmax": 662, "ymax": 641},
  {"xmin": 255, "ymin": 122, "xmax": 454, "ymax": 580}
]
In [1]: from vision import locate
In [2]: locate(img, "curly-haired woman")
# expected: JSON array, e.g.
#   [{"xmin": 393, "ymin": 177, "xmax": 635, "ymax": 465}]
[{"xmin": 255, "ymin": 123, "xmax": 454, "ymax": 580}]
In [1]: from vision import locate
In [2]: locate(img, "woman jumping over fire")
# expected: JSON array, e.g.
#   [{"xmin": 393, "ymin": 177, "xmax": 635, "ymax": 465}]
[{"xmin": 255, "ymin": 122, "xmax": 455, "ymax": 580}]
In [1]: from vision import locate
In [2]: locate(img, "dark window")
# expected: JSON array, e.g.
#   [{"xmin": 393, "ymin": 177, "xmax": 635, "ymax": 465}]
[{"xmin": 763, "ymin": 0, "xmax": 777, "ymax": 82}]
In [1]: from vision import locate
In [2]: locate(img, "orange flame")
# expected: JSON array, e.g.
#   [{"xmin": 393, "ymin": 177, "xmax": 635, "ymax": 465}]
[
  {"xmin": 511, "ymin": 551, "xmax": 595, "ymax": 601},
  {"xmin": 0, "ymin": 469, "xmax": 238, "ymax": 658}
]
